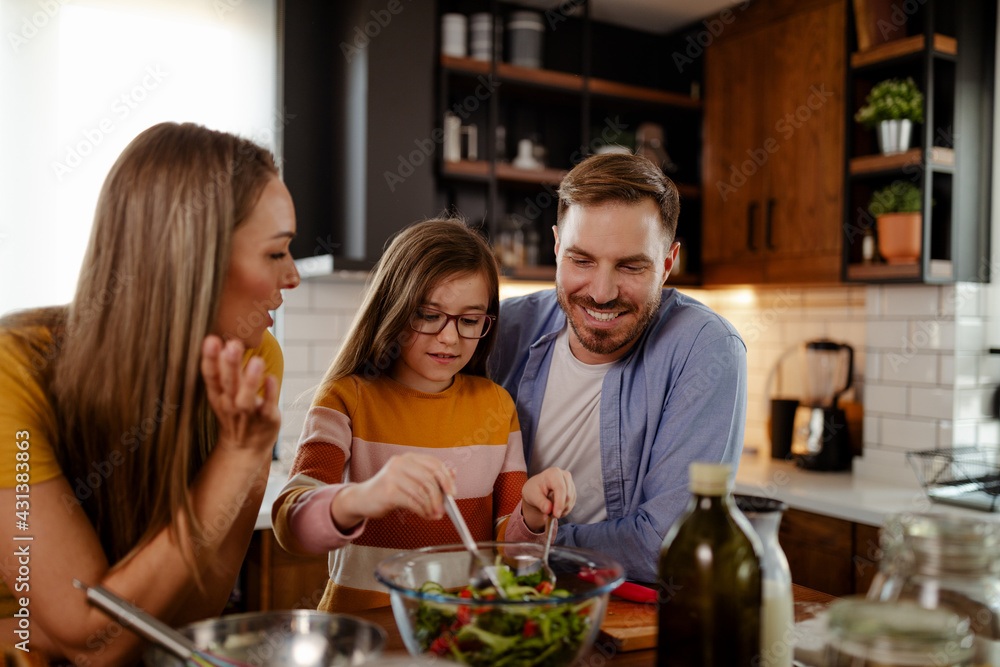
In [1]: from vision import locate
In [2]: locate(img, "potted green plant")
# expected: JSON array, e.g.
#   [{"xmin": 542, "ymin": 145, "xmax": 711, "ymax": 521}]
[
  {"xmin": 869, "ymin": 181, "xmax": 922, "ymax": 264},
  {"xmin": 854, "ymin": 77, "xmax": 925, "ymax": 156}
]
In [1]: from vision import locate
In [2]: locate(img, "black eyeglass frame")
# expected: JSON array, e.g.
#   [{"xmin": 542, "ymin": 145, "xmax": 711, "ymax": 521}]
[{"xmin": 408, "ymin": 306, "xmax": 496, "ymax": 339}]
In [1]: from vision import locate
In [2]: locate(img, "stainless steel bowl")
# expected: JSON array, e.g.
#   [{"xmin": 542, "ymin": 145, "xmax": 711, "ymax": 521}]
[{"xmin": 143, "ymin": 610, "xmax": 386, "ymax": 667}]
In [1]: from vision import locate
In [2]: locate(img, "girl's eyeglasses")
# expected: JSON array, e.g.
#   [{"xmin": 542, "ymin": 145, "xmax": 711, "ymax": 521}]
[{"xmin": 408, "ymin": 307, "xmax": 495, "ymax": 339}]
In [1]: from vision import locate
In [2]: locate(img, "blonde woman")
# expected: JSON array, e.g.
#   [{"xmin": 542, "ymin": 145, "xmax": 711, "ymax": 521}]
[{"xmin": 0, "ymin": 122, "xmax": 300, "ymax": 664}]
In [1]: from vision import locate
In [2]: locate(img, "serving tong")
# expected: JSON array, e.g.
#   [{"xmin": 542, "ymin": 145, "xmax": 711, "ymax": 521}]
[{"xmin": 442, "ymin": 493, "xmax": 509, "ymax": 598}]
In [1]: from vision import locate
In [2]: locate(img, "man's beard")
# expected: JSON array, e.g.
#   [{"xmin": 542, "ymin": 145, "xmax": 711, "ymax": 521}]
[{"xmin": 555, "ymin": 286, "xmax": 661, "ymax": 357}]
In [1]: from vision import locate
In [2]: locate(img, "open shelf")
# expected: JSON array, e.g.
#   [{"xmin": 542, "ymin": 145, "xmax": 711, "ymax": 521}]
[
  {"xmin": 441, "ymin": 159, "xmax": 490, "ymax": 181},
  {"xmin": 589, "ymin": 78, "xmax": 701, "ymax": 110},
  {"xmin": 849, "ymin": 147, "xmax": 955, "ymax": 175},
  {"xmin": 495, "ymin": 163, "xmax": 567, "ymax": 185},
  {"xmin": 851, "ymin": 34, "xmax": 958, "ymax": 68},
  {"xmin": 846, "ymin": 259, "xmax": 953, "ymax": 281},
  {"xmin": 846, "ymin": 262, "xmax": 921, "ymax": 280},
  {"xmin": 441, "ymin": 55, "xmax": 491, "ymax": 75},
  {"xmin": 441, "ymin": 55, "xmax": 700, "ymax": 110}
]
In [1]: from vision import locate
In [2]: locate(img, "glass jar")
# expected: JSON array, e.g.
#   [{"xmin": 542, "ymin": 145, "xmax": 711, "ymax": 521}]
[
  {"xmin": 825, "ymin": 597, "xmax": 974, "ymax": 666},
  {"xmin": 736, "ymin": 495, "xmax": 793, "ymax": 667},
  {"xmin": 871, "ymin": 513, "xmax": 1000, "ymax": 665}
]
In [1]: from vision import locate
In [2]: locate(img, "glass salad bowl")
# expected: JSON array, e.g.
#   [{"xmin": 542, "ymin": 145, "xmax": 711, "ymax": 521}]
[{"xmin": 374, "ymin": 542, "xmax": 625, "ymax": 666}]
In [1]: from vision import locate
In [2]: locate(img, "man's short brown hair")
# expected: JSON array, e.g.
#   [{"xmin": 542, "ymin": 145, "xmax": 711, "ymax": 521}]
[{"xmin": 556, "ymin": 153, "xmax": 680, "ymax": 244}]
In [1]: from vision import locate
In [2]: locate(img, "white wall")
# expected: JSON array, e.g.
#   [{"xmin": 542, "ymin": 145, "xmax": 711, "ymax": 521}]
[{"xmin": 0, "ymin": 0, "xmax": 279, "ymax": 317}]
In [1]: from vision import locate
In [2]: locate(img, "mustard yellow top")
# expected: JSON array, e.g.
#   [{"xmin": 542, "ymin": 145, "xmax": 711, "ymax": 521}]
[{"xmin": 0, "ymin": 326, "xmax": 283, "ymax": 615}]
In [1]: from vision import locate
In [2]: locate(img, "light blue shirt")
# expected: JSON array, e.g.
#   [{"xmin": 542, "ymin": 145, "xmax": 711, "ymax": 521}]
[{"xmin": 490, "ymin": 288, "xmax": 747, "ymax": 582}]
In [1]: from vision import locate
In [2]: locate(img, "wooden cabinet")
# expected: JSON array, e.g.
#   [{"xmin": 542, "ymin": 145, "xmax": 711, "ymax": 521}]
[
  {"xmin": 243, "ymin": 529, "xmax": 329, "ymax": 612},
  {"xmin": 842, "ymin": 0, "xmax": 995, "ymax": 283},
  {"xmin": 778, "ymin": 507, "xmax": 880, "ymax": 597},
  {"xmin": 703, "ymin": 0, "xmax": 845, "ymax": 285}
]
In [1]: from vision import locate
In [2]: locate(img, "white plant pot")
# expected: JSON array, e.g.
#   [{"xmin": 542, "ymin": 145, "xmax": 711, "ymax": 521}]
[{"xmin": 877, "ymin": 119, "xmax": 913, "ymax": 155}]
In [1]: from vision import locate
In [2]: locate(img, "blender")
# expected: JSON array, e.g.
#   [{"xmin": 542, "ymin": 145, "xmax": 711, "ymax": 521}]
[{"xmin": 793, "ymin": 340, "xmax": 854, "ymax": 471}]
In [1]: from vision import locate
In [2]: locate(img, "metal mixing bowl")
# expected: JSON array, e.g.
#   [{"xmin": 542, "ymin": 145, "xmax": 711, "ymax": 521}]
[{"xmin": 143, "ymin": 610, "xmax": 386, "ymax": 667}]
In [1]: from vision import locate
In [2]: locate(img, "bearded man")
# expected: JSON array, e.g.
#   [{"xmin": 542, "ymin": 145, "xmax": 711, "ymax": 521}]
[{"xmin": 490, "ymin": 153, "xmax": 747, "ymax": 583}]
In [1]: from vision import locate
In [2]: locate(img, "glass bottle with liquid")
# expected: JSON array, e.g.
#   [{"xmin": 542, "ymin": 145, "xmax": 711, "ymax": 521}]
[
  {"xmin": 871, "ymin": 513, "xmax": 1000, "ymax": 665},
  {"xmin": 657, "ymin": 462, "xmax": 762, "ymax": 666},
  {"xmin": 736, "ymin": 495, "xmax": 794, "ymax": 667}
]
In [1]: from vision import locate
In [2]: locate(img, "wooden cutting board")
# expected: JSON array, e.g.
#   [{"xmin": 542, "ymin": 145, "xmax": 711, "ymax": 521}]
[{"xmin": 598, "ymin": 599, "xmax": 658, "ymax": 652}]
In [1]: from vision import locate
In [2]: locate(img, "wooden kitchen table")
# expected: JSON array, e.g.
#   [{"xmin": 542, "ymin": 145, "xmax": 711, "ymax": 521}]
[{"xmin": 351, "ymin": 583, "xmax": 836, "ymax": 665}]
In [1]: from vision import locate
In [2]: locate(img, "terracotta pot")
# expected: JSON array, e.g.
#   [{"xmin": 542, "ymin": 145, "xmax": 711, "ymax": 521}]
[{"xmin": 877, "ymin": 212, "xmax": 921, "ymax": 264}]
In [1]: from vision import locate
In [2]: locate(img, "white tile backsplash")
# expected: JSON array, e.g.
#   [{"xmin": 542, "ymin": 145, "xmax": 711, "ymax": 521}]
[
  {"xmin": 881, "ymin": 352, "xmax": 938, "ymax": 385},
  {"xmin": 880, "ymin": 416, "xmax": 939, "ymax": 450},
  {"xmin": 282, "ymin": 342, "xmax": 310, "ymax": 374},
  {"xmin": 907, "ymin": 386, "xmax": 954, "ymax": 420},
  {"xmin": 282, "ymin": 312, "xmax": 340, "ymax": 342},
  {"xmin": 907, "ymin": 319, "xmax": 954, "ymax": 350},
  {"xmin": 866, "ymin": 285, "xmax": 882, "ymax": 316},
  {"xmin": 955, "ymin": 388, "xmax": 995, "ymax": 420},
  {"xmin": 882, "ymin": 285, "xmax": 940, "ymax": 317},
  {"xmin": 273, "ymin": 279, "xmax": 1000, "ymax": 485},
  {"xmin": 867, "ymin": 320, "xmax": 910, "ymax": 348},
  {"xmin": 864, "ymin": 383, "xmax": 907, "ymax": 415}
]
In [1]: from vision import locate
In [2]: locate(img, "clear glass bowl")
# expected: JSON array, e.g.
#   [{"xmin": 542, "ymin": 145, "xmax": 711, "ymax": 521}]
[{"xmin": 374, "ymin": 541, "xmax": 625, "ymax": 666}]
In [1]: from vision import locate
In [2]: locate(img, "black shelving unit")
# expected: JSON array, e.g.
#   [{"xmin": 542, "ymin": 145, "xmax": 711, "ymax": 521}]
[
  {"xmin": 434, "ymin": 0, "xmax": 704, "ymax": 282},
  {"xmin": 842, "ymin": 0, "xmax": 995, "ymax": 284}
]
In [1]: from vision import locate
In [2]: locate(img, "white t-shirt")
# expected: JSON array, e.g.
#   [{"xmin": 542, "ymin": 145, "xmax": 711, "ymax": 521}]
[{"xmin": 530, "ymin": 326, "xmax": 615, "ymax": 524}]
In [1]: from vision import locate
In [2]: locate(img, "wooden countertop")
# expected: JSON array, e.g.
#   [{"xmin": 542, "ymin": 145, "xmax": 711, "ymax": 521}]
[{"xmin": 350, "ymin": 583, "xmax": 836, "ymax": 665}]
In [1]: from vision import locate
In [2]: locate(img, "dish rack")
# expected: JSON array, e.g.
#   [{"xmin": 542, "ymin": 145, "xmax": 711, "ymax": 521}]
[{"xmin": 907, "ymin": 447, "xmax": 1000, "ymax": 512}]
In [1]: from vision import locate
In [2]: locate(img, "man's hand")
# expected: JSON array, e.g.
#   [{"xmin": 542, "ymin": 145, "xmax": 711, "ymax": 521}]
[{"xmin": 521, "ymin": 467, "xmax": 576, "ymax": 532}]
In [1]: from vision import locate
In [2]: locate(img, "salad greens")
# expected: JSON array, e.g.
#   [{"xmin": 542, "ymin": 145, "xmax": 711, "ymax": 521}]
[{"xmin": 412, "ymin": 564, "xmax": 596, "ymax": 666}]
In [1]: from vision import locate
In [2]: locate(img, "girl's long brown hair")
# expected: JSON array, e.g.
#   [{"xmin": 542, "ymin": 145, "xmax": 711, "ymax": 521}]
[
  {"xmin": 1, "ymin": 122, "xmax": 277, "ymax": 565},
  {"xmin": 317, "ymin": 218, "xmax": 500, "ymax": 397}
]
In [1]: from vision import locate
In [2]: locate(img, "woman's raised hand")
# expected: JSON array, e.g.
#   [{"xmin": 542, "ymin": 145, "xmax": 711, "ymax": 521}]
[
  {"xmin": 331, "ymin": 454, "xmax": 457, "ymax": 531},
  {"xmin": 200, "ymin": 335, "xmax": 280, "ymax": 455}
]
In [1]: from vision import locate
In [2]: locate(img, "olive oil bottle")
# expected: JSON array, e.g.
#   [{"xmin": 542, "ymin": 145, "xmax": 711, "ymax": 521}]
[{"xmin": 657, "ymin": 462, "xmax": 763, "ymax": 666}]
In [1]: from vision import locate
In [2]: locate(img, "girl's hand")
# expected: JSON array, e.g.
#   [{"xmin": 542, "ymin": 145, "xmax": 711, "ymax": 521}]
[
  {"xmin": 201, "ymin": 335, "xmax": 280, "ymax": 456},
  {"xmin": 332, "ymin": 454, "xmax": 457, "ymax": 531},
  {"xmin": 521, "ymin": 467, "xmax": 576, "ymax": 533}
]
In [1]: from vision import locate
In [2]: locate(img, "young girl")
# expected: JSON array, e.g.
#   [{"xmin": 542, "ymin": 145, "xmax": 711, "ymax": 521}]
[{"xmin": 272, "ymin": 218, "xmax": 575, "ymax": 612}]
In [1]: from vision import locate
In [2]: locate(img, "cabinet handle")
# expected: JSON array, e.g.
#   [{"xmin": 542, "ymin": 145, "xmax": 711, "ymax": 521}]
[
  {"xmin": 747, "ymin": 202, "xmax": 758, "ymax": 252},
  {"xmin": 765, "ymin": 198, "xmax": 776, "ymax": 250}
]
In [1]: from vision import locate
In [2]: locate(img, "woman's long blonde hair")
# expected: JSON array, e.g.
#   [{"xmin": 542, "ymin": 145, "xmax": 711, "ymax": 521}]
[
  {"xmin": 317, "ymin": 218, "xmax": 500, "ymax": 398},
  {"xmin": 2, "ymin": 122, "xmax": 277, "ymax": 564}
]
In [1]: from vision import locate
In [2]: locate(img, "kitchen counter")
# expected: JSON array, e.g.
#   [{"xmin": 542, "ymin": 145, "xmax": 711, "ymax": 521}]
[
  {"xmin": 256, "ymin": 455, "xmax": 999, "ymax": 531},
  {"xmin": 734, "ymin": 452, "xmax": 998, "ymax": 527}
]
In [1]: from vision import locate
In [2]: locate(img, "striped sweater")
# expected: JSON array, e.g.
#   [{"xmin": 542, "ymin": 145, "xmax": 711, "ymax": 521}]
[{"xmin": 271, "ymin": 372, "xmax": 543, "ymax": 612}]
